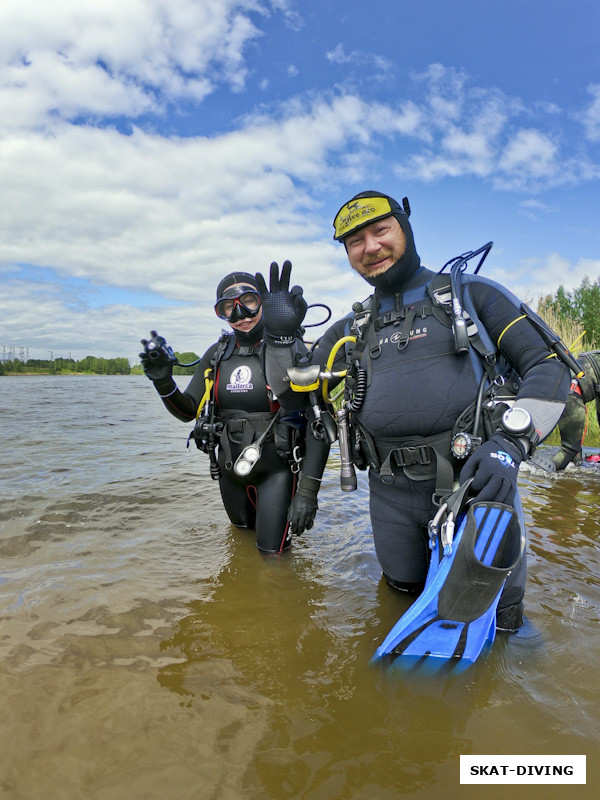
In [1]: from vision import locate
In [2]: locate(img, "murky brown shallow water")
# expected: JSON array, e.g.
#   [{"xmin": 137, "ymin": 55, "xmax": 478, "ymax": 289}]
[{"xmin": 0, "ymin": 376, "xmax": 598, "ymax": 799}]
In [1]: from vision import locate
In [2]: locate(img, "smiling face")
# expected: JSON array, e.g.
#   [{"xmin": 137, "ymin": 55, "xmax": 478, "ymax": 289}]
[
  {"xmin": 223, "ymin": 282, "xmax": 263, "ymax": 333},
  {"xmin": 343, "ymin": 215, "xmax": 407, "ymax": 280}
]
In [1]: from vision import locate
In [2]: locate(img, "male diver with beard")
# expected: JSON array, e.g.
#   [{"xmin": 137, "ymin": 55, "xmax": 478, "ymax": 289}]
[
  {"xmin": 255, "ymin": 192, "xmax": 570, "ymax": 637},
  {"xmin": 139, "ymin": 272, "xmax": 329, "ymax": 554}
]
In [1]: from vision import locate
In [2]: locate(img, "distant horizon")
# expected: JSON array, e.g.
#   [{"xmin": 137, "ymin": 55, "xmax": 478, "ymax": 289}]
[
  {"xmin": 0, "ymin": 347, "xmax": 207, "ymax": 369},
  {"xmin": 0, "ymin": 349, "xmax": 183, "ymax": 367}
]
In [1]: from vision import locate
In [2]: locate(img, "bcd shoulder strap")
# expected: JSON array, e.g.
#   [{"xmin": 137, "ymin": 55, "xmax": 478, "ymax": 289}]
[
  {"xmin": 210, "ymin": 331, "xmax": 236, "ymax": 370},
  {"xmin": 427, "ymin": 273, "xmax": 498, "ymax": 377}
]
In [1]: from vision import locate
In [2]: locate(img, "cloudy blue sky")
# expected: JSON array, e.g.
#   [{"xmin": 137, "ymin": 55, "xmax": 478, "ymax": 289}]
[{"xmin": 1, "ymin": 0, "xmax": 599, "ymax": 362}]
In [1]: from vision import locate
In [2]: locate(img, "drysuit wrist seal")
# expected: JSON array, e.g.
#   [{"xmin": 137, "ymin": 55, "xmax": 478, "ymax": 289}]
[{"xmin": 296, "ymin": 474, "xmax": 321, "ymax": 497}]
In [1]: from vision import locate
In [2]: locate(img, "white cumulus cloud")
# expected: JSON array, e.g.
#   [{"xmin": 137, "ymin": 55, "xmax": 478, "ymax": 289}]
[
  {"xmin": 579, "ymin": 83, "xmax": 600, "ymax": 142},
  {"xmin": 0, "ymin": 0, "xmax": 266, "ymax": 128}
]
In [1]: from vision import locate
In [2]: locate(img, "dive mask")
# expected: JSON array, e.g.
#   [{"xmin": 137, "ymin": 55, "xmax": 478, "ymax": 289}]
[{"xmin": 214, "ymin": 284, "xmax": 262, "ymax": 322}]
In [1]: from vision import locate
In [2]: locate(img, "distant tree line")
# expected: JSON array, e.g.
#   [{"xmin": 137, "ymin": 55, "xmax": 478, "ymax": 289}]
[
  {"xmin": 4, "ymin": 273, "xmax": 597, "ymax": 380},
  {"xmin": 0, "ymin": 356, "xmax": 131, "ymax": 375}
]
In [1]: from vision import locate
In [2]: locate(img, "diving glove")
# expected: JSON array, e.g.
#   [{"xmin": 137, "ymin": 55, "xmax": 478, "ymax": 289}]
[
  {"xmin": 459, "ymin": 433, "xmax": 524, "ymax": 506},
  {"xmin": 255, "ymin": 260, "xmax": 307, "ymax": 346},
  {"xmin": 287, "ymin": 473, "xmax": 320, "ymax": 535},
  {"xmin": 139, "ymin": 330, "xmax": 177, "ymax": 381}
]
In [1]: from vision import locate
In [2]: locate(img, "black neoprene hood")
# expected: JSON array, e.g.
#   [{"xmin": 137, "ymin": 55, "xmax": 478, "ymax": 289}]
[
  {"xmin": 216, "ymin": 272, "xmax": 259, "ymax": 301},
  {"xmin": 333, "ymin": 191, "xmax": 420, "ymax": 292},
  {"xmin": 332, "ymin": 191, "xmax": 408, "ymax": 241}
]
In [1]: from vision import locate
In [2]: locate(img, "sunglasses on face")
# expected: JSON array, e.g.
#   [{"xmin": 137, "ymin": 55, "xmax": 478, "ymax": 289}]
[{"xmin": 214, "ymin": 290, "xmax": 262, "ymax": 321}]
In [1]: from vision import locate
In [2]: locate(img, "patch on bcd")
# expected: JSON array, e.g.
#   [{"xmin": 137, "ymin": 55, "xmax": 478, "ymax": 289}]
[{"xmin": 227, "ymin": 366, "xmax": 253, "ymax": 393}]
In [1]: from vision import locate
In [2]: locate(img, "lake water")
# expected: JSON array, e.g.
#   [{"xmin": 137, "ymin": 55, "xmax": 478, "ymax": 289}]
[{"xmin": 0, "ymin": 375, "xmax": 598, "ymax": 799}]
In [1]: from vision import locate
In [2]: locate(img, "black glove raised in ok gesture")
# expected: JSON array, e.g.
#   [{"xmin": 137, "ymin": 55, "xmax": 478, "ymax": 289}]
[{"xmin": 255, "ymin": 260, "xmax": 307, "ymax": 346}]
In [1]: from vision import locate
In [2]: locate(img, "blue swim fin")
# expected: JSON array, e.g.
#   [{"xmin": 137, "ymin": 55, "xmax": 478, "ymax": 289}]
[{"xmin": 372, "ymin": 501, "xmax": 524, "ymax": 674}]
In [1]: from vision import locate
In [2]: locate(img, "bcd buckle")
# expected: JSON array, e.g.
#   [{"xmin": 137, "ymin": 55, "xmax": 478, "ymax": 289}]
[{"xmin": 394, "ymin": 445, "xmax": 431, "ymax": 467}]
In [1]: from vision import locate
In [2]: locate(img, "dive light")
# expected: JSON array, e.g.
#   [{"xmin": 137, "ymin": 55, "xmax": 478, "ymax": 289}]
[
  {"xmin": 232, "ymin": 409, "xmax": 284, "ymax": 477},
  {"xmin": 336, "ymin": 408, "xmax": 357, "ymax": 492},
  {"xmin": 144, "ymin": 331, "xmax": 177, "ymax": 363},
  {"xmin": 233, "ymin": 443, "xmax": 262, "ymax": 477}
]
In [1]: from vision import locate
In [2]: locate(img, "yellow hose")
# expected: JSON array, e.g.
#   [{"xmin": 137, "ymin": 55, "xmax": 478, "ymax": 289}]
[
  {"xmin": 322, "ymin": 336, "xmax": 356, "ymax": 404},
  {"xmin": 196, "ymin": 368, "xmax": 214, "ymax": 419},
  {"xmin": 570, "ymin": 331, "xmax": 586, "ymax": 355}
]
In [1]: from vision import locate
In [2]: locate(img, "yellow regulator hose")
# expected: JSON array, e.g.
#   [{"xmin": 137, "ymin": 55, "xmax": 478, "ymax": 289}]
[
  {"xmin": 322, "ymin": 336, "xmax": 356, "ymax": 405},
  {"xmin": 196, "ymin": 369, "xmax": 214, "ymax": 419}
]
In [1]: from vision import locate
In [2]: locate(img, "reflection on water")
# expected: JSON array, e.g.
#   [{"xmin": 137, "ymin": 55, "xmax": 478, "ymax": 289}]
[{"xmin": 0, "ymin": 377, "xmax": 598, "ymax": 799}]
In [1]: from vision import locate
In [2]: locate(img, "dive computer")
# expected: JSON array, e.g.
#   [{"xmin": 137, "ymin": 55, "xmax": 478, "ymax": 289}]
[{"xmin": 500, "ymin": 406, "xmax": 539, "ymax": 452}]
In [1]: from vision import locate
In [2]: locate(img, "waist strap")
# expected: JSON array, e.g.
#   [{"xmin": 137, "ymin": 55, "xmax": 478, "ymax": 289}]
[
  {"xmin": 217, "ymin": 410, "xmax": 276, "ymax": 467},
  {"xmin": 372, "ymin": 429, "xmax": 456, "ymax": 503},
  {"xmin": 216, "ymin": 409, "xmax": 297, "ymax": 470},
  {"xmin": 219, "ymin": 409, "xmax": 275, "ymax": 430}
]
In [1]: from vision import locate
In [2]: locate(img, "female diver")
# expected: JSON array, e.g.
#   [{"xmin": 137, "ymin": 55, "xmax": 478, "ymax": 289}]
[{"xmin": 139, "ymin": 272, "xmax": 329, "ymax": 554}]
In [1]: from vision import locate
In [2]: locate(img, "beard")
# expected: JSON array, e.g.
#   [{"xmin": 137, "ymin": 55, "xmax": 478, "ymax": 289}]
[{"xmin": 352, "ymin": 248, "xmax": 398, "ymax": 279}]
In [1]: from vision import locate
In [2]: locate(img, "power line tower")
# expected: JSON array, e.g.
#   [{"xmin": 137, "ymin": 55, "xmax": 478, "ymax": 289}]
[{"xmin": 1, "ymin": 345, "xmax": 29, "ymax": 362}]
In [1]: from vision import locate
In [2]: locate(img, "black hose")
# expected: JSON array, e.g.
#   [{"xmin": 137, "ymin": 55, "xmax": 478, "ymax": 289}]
[
  {"xmin": 175, "ymin": 357, "xmax": 202, "ymax": 368},
  {"xmin": 303, "ymin": 303, "xmax": 332, "ymax": 328},
  {"xmin": 472, "ymin": 373, "xmax": 489, "ymax": 437},
  {"xmin": 347, "ymin": 367, "xmax": 368, "ymax": 412}
]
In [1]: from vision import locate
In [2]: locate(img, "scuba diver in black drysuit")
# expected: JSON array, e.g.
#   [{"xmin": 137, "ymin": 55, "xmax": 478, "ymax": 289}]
[
  {"xmin": 551, "ymin": 350, "xmax": 600, "ymax": 470},
  {"xmin": 139, "ymin": 272, "xmax": 330, "ymax": 554},
  {"xmin": 255, "ymin": 192, "xmax": 570, "ymax": 630}
]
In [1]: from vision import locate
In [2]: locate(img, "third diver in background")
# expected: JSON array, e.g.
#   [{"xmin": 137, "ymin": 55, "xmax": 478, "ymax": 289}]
[{"xmin": 551, "ymin": 350, "xmax": 600, "ymax": 469}]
